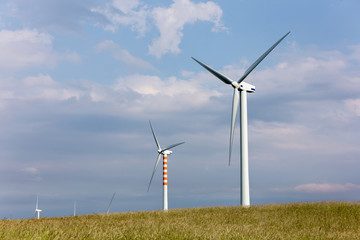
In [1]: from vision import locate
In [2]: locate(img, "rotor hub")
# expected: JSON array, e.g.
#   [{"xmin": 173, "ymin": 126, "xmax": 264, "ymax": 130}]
[{"xmin": 231, "ymin": 81, "xmax": 240, "ymax": 89}]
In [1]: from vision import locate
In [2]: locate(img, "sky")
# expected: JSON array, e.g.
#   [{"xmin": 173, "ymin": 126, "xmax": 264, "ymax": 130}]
[{"xmin": 0, "ymin": 0, "xmax": 360, "ymax": 219}]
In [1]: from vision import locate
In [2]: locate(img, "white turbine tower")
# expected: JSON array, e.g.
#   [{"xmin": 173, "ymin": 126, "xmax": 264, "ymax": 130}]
[
  {"xmin": 34, "ymin": 195, "xmax": 42, "ymax": 219},
  {"xmin": 192, "ymin": 32, "xmax": 290, "ymax": 207},
  {"xmin": 147, "ymin": 121, "xmax": 184, "ymax": 211},
  {"xmin": 74, "ymin": 200, "xmax": 76, "ymax": 216}
]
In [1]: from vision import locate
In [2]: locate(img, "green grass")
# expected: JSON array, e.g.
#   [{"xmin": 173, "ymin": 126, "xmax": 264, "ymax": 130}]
[{"xmin": 1, "ymin": 202, "xmax": 360, "ymax": 239}]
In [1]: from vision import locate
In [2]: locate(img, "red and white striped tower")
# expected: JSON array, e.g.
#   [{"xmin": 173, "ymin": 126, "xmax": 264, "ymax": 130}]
[{"xmin": 163, "ymin": 150, "xmax": 171, "ymax": 211}]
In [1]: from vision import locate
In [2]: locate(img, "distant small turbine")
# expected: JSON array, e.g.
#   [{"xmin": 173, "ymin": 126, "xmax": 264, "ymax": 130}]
[
  {"xmin": 106, "ymin": 192, "xmax": 116, "ymax": 215},
  {"xmin": 73, "ymin": 200, "xmax": 76, "ymax": 216},
  {"xmin": 34, "ymin": 195, "xmax": 42, "ymax": 219},
  {"xmin": 192, "ymin": 32, "xmax": 290, "ymax": 207},
  {"xmin": 147, "ymin": 121, "xmax": 184, "ymax": 211}
]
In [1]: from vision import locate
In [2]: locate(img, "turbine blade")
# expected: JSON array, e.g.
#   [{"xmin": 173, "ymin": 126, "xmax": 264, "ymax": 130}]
[
  {"xmin": 149, "ymin": 121, "xmax": 161, "ymax": 150},
  {"xmin": 238, "ymin": 31, "xmax": 290, "ymax": 83},
  {"xmin": 147, "ymin": 153, "xmax": 162, "ymax": 192},
  {"xmin": 162, "ymin": 142, "xmax": 185, "ymax": 152},
  {"xmin": 36, "ymin": 195, "xmax": 38, "ymax": 210},
  {"xmin": 192, "ymin": 57, "xmax": 233, "ymax": 85},
  {"xmin": 107, "ymin": 192, "xmax": 116, "ymax": 214},
  {"xmin": 229, "ymin": 89, "xmax": 239, "ymax": 165}
]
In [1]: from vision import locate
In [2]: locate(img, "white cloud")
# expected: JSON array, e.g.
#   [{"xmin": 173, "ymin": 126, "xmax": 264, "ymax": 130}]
[
  {"xmin": 220, "ymin": 44, "xmax": 360, "ymax": 100},
  {"xmin": 294, "ymin": 183, "xmax": 360, "ymax": 193},
  {"xmin": 215, "ymin": 44, "xmax": 360, "ymax": 126},
  {"xmin": 248, "ymin": 119, "xmax": 358, "ymax": 171},
  {"xmin": 249, "ymin": 115, "xmax": 360, "ymax": 166},
  {"xmin": 344, "ymin": 98, "xmax": 360, "ymax": 117},
  {"xmin": 113, "ymin": 73, "xmax": 222, "ymax": 113},
  {"xmin": 349, "ymin": 45, "xmax": 360, "ymax": 62},
  {"xmin": 59, "ymin": 51, "xmax": 81, "ymax": 63},
  {"xmin": 95, "ymin": 40, "xmax": 155, "ymax": 71},
  {"xmin": 250, "ymin": 121, "xmax": 315, "ymax": 151},
  {"xmin": 112, "ymin": 0, "xmax": 140, "ymax": 14},
  {"xmin": 0, "ymin": 28, "xmax": 81, "ymax": 71},
  {"xmin": 20, "ymin": 167, "xmax": 39, "ymax": 175},
  {"xmin": 0, "ymin": 29, "xmax": 56, "ymax": 71},
  {"xmin": 23, "ymin": 74, "xmax": 56, "ymax": 87},
  {"xmin": 271, "ymin": 183, "xmax": 360, "ymax": 193},
  {"xmin": 92, "ymin": 0, "xmax": 225, "ymax": 58},
  {"xmin": 0, "ymin": 74, "xmax": 83, "ymax": 103},
  {"xmin": 149, "ymin": 0, "xmax": 225, "ymax": 58},
  {"xmin": 0, "ymin": 71, "xmax": 222, "ymax": 115},
  {"xmin": 0, "ymin": 29, "xmax": 52, "ymax": 44},
  {"xmin": 20, "ymin": 75, "xmax": 82, "ymax": 101},
  {"xmin": 91, "ymin": 0, "xmax": 148, "ymax": 35},
  {"xmin": 19, "ymin": 167, "xmax": 43, "ymax": 182}
]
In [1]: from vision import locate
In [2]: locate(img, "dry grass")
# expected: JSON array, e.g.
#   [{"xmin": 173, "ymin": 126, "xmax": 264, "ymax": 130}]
[{"xmin": 1, "ymin": 201, "xmax": 360, "ymax": 239}]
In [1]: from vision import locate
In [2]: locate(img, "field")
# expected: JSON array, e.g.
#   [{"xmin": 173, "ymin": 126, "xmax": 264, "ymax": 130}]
[{"xmin": 1, "ymin": 202, "xmax": 360, "ymax": 239}]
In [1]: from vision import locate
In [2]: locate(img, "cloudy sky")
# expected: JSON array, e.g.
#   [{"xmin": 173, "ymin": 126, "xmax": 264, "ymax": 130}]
[{"xmin": 1, "ymin": 0, "xmax": 360, "ymax": 219}]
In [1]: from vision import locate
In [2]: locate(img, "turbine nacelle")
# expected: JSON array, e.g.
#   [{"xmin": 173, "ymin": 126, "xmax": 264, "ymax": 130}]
[
  {"xmin": 231, "ymin": 81, "xmax": 255, "ymax": 93},
  {"xmin": 162, "ymin": 150, "xmax": 172, "ymax": 155}
]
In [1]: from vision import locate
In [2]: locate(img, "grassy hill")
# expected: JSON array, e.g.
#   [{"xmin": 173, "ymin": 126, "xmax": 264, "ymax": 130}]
[{"xmin": 1, "ymin": 202, "xmax": 360, "ymax": 239}]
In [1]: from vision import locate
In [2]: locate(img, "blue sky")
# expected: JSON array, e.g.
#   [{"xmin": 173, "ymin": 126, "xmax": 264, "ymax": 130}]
[{"xmin": 1, "ymin": 0, "xmax": 360, "ymax": 219}]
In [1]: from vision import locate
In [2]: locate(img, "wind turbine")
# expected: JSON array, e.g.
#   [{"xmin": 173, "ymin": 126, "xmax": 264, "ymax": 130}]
[
  {"xmin": 34, "ymin": 195, "xmax": 42, "ymax": 219},
  {"xmin": 73, "ymin": 200, "xmax": 76, "ymax": 216},
  {"xmin": 106, "ymin": 192, "xmax": 116, "ymax": 215},
  {"xmin": 192, "ymin": 32, "xmax": 290, "ymax": 207},
  {"xmin": 147, "ymin": 121, "xmax": 185, "ymax": 211}
]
